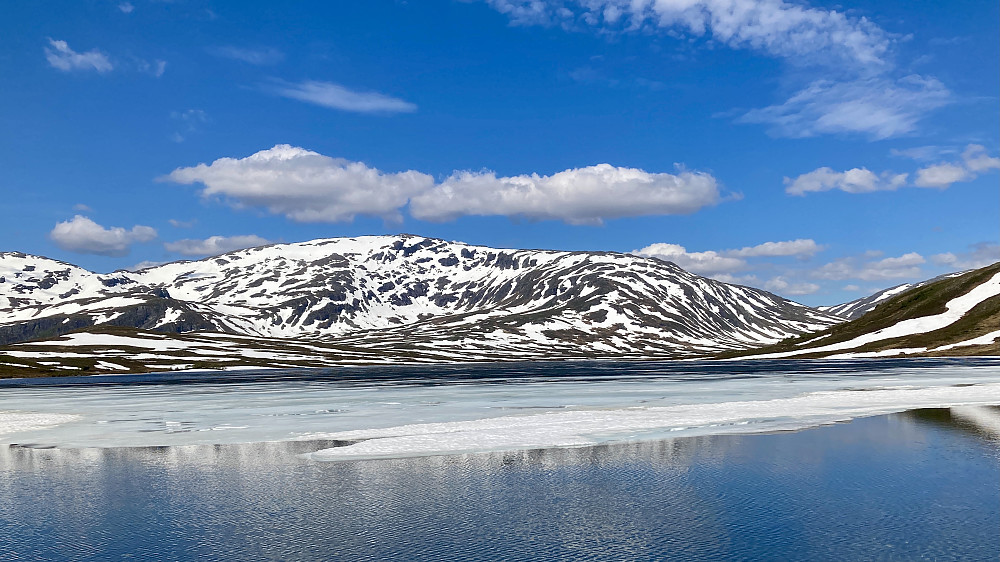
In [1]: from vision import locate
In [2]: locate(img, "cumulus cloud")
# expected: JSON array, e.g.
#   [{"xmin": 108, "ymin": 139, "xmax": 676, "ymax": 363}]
[
  {"xmin": 785, "ymin": 167, "xmax": 908, "ymax": 195},
  {"xmin": 764, "ymin": 276, "xmax": 820, "ymax": 295},
  {"xmin": 44, "ymin": 39, "xmax": 113, "ymax": 73},
  {"xmin": 787, "ymin": 144, "xmax": 999, "ymax": 195},
  {"xmin": 263, "ymin": 79, "xmax": 417, "ymax": 114},
  {"xmin": 633, "ymin": 243, "xmax": 745, "ymax": 275},
  {"xmin": 118, "ymin": 2, "xmax": 134, "ymax": 13},
  {"xmin": 163, "ymin": 145, "xmax": 435, "ymax": 223},
  {"xmin": 49, "ymin": 215, "xmax": 157, "ymax": 257},
  {"xmin": 914, "ymin": 144, "xmax": 1000, "ymax": 188},
  {"xmin": 165, "ymin": 235, "xmax": 272, "ymax": 257},
  {"xmin": 484, "ymin": 0, "xmax": 892, "ymax": 68},
  {"xmin": 634, "ymin": 238, "xmax": 824, "ymax": 279},
  {"xmin": 165, "ymin": 145, "xmax": 721, "ymax": 225},
  {"xmin": 740, "ymin": 76, "xmax": 951, "ymax": 140},
  {"xmin": 726, "ymin": 239, "xmax": 823, "ymax": 258},
  {"xmin": 811, "ymin": 252, "xmax": 925, "ymax": 281},
  {"xmin": 410, "ymin": 164, "xmax": 720, "ymax": 225},
  {"xmin": 930, "ymin": 243, "xmax": 1000, "ymax": 270},
  {"xmin": 209, "ymin": 46, "xmax": 284, "ymax": 65}
]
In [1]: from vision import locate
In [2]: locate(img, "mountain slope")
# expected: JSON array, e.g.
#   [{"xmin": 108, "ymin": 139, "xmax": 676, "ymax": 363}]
[
  {"xmin": 0, "ymin": 235, "xmax": 842, "ymax": 375},
  {"xmin": 818, "ymin": 272, "xmax": 967, "ymax": 319},
  {"xmin": 734, "ymin": 262, "xmax": 1000, "ymax": 359}
]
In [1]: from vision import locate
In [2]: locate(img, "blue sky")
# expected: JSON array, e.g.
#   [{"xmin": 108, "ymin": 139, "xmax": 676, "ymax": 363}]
[{"xmin": 1, "ymin": 0, "xmax": 997, "ymax": 305}]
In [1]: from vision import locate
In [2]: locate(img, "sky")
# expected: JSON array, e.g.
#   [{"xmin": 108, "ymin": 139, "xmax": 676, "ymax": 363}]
[{"xmin": 1, "ymin": 0, "xmax": 998, "ymax": 306}]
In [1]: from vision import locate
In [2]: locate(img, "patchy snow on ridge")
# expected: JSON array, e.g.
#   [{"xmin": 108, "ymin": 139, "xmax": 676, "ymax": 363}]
[{"xmin": 1, "ymin": 235, "xmax": 845, "ymax": 370}]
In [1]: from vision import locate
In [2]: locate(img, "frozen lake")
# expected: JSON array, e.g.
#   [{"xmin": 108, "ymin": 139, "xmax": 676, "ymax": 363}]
[{"xmin": 2, "ymin": 358, "xmax": 1000, "ymax": 459}]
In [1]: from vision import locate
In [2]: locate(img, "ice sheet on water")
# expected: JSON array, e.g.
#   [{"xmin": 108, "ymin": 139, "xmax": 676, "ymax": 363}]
[{"xmin": 2, "ymin": 360, "xmax": 999, "ymax": 458}]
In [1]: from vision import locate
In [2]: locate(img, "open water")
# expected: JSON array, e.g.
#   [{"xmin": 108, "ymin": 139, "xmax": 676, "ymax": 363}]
[{"xmin": 1, "ymin": 358, "xmax": 999, "ymax": 560}]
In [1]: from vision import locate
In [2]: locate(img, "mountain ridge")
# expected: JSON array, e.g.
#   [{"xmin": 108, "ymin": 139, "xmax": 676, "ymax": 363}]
[{"xmin": 1, "ymin": 234, "xmax": 842, "ymax": 376}]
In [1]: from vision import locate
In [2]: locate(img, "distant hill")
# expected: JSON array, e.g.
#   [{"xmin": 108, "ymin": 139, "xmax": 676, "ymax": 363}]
[
  {"xmin": 734, "ymin": 262, "xmax": 1000, "ymax": 359},
  {"xmin": 818, "ymin": 272, "xmax": 967, "ymax": 320}
]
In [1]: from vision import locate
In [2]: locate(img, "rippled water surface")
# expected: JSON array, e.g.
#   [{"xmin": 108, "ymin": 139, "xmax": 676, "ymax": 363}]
[
  {"xmin": 2, "ymin": 409, "xmax": 999, "ymax": 561},
  {"xmin": 1, "ymin": 359, "xmax": 999, "ymax": 560}
]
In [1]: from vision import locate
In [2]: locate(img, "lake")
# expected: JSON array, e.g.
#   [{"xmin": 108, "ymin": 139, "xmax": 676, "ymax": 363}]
[{"xmin": 2, "ymin": 358, "xmax": 999, "ymax": 560}]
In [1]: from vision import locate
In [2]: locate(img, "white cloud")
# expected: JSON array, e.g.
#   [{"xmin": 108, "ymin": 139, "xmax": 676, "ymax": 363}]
[
  {"xmin": 168, "ymin": 219, "xmax": 197, "ymax": 228},
  {"xmin": 118, "ymin": 2, "xmax": 134, "ymax": 13},
  {"xmin": 785, "ymin": 167, "xmax": 908, "ymax": 195},
  {"xmin": 410, "ymin": 164, "xmax": 720, "ymax": 225},
  {"xmin": 913, "ymin": 163, "xmax": 970, "ymax": 189},
  {"xmin": 930, "ymin": 243, "xmax": 1000, "ymax": 270},
  {"xmin": 165, "ymin": 235, "xmax": 272, "ymax": 256},
  {"xmin": 484, "ymin": 0, "xmax": 892, "ymax": 68},
  {"xmin": 72, "ymin": 203, "xmax": 93, "ymax": 212},
  {"xmin": 726, "ymin": 238, "xmax": 823, "ymax": 258},
  {"xmin": 812, "ymin": 252, "xmax": 925, "ymax": 281},
  {"xmin": 163, "ymin": 145, "xmax": 435, "ymax": 223},
  {"xmin": 788, "ymin": 144, "xmax": 999, "ymax": 195},
  {"xmin": 49, "ymin": 215, "xmax": 157, "ymax": 257},
  {"xmin": 764, "ymin": 276, "xmax": 820, "ymax": 295},
  {"xmin": 129, "ymin": 260, "xmax": 165, "ymax": 271},
  {"xmin": 843, "ymin": 284, "xmax": 862, "ymax": 292},
  {"xmin": 209, "ymin": 46, "xmax": 284, "ymax": 66},
  {"xmin": 165, "ymin": 145, "xmax": 721, "ymax": 225},
  {"xmin": 740, "ymin": 75, "xmax": 951, "ymax": 140},
  {"xmin": 711, "ymin": 273, "xmax": 760, "ymax": 286},
  {"xmin": 960, "ymin": 144, "xmax": 1000, "ymax": 173},
  {"xmin": 914, "ymin": 144, "xmax": 1000, "ymax": 188},
  {"xmin": 44, "ymin": 39, "xmax": 113, "ymax": 73},
  {"xmin": 634, "ymin": 238, "xmax": 825, "ymax": 285},
  {"xmin": 633, "ymin": 243, "xmax": 746, "ymax": 275},
  {"xmin": 263, "ymin": 80, "xmax": 417, "ymax": 114}
]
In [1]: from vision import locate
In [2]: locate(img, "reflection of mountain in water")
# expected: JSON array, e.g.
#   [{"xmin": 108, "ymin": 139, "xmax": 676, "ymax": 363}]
[
  {"xmin": 904, "ymin": 406, "xmax": 1000, "ymax": 442},
  {"xmin": 2, "ymin": 412, "xmax": 998, "ymax": 562}
]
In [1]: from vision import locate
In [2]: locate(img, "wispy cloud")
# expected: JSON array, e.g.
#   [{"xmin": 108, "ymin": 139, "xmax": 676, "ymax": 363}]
[
  {"xmin": 811, "ymin": 252, "xmax": 926, "ymax": 281},
  {"xmin": 44, "ymin": 39, "xmax": 113, "ymax": 73},
  {"xmin": 740, "ymin": 75, "xmax": 951, "ymax": 140},
  {"xmin": 764, "ymin": 276, "xmax": 820, "ymax": 296},
  {"xmin": 49, "ymin": 215, "xmax": 156, "ymax": 257},
  {"xmin": 930, "ymin": 243, "xmax": 1000, "ymax": 270},
  {"xmin": 209, "ymin": 46, "xmax": 284, "ymax": 66},
  {"xmin": 118, "ymin": 2, "xmax": 134, "ymax": 14},
  {"xmin": 484, "ymin": 0, "xmax": 893, "ymax": 69},
  {"xmin": 482, "ymin": 2, "xmax": 951, "ymax": 141},
  {"xmin": 170, "ymin": 109, "xmax": 209, "ymax": 143},
  {"xmin": 165, "ymin": 235, "xmax": 272, "ymax": 256},
  {"xmin": 263, "ymin": 79, "xmax": 417, "ymax": 114}
]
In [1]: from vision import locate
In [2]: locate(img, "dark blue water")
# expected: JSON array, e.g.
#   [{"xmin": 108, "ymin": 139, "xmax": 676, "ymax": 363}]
[{"xmin": 2, "ymin": 408, "xmax": 997, "ymax": 561}]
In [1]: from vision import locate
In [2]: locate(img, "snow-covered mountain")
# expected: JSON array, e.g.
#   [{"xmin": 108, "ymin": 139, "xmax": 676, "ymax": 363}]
[{"xmin": 0, "ymin": 235, "xmax": 842, "ymax": 374}]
